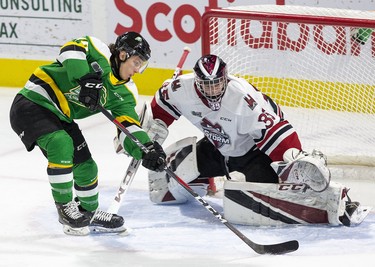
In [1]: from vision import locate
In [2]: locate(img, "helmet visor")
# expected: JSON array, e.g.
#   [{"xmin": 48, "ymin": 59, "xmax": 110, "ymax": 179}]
[
  {"xmin": 129, "ymin": 55, "xmax": 149, "ymax": 74},
  {"xmin": 195, "ymin": 75, "xmax": 227, "ymax": 110},
  {"xmin": 201, "ymin": 77, "xmax": 226, "ymax": 99},
  {"xmin": 196, "ymin": 75, "xmax": 226, "ymax": 99}
]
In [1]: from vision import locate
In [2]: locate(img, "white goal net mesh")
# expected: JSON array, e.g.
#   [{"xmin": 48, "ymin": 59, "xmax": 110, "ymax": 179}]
[{"xmin": 201, "ymin": 5, "xmax": 375, "ymax": 168}]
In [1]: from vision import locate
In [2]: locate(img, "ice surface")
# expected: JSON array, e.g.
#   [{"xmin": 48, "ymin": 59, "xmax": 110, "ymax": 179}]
[{"xmin": 1, "ymin": 88, "xmax": 374, "ymax": 267}]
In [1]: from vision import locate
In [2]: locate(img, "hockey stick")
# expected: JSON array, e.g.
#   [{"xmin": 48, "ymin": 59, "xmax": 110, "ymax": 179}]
[
  {"xmin": 106, "ymin": 47, "xmax": 191, "ymax": 214},
  {"xmin": 172, "ymin": 46, "xmax": 191, "ymax": 79},
  {"xmin": 107, "ymin": 102, "xmax": 146, "ymax": 214},
  {"xmin": 97, "ymin": 104, "xmax": 299, "ymax": 255}
]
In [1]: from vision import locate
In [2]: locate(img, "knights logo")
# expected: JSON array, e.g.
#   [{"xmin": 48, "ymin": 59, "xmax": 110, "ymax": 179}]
[{"xmin": 200, "ymin": 118, "xmax": 230, "ymax": 148}]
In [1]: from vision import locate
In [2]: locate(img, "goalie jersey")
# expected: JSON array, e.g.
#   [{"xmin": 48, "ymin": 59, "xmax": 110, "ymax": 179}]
[{"xmin": 151, "ymin": 73, "xmax": 301, "ymax": 161}]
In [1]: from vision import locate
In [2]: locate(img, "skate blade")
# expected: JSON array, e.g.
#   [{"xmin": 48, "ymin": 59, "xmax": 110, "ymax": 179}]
[
  {"xmin": 62, "ymin": 225, "xmax": 90, "ymax": 236},
  {"xmin": 89, "ymin": 225, "xmax": 131, "ymax": 236},
  {"xmin": 350, "ymin": 206, "xmax": 372, "ymax": 225}
]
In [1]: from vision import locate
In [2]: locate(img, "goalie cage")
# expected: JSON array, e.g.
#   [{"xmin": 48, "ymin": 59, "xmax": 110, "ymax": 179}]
[{"xmin": 201, "ymin": 5, "xmax": 375, "ymax": 181}]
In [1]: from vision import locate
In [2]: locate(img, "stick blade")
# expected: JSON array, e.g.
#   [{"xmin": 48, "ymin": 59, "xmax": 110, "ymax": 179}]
[{"xmin": 253, "ymin": 240, "xmax": 299, "ymax": 255}]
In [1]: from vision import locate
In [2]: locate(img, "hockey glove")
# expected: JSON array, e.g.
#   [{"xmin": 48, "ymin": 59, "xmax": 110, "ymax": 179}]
[
  {"xmin": 142, "ymin": 141, "xmax": 166, "ymax": 172},
  {"xmin": 271, "ymin": 148, "xmax": 330, "ymax": 192},
  {"xmin": 78, "ymin": 73, "xmax": 103, "ymax": 111}
]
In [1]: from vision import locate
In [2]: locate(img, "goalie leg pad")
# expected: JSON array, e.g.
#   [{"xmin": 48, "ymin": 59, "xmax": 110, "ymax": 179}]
[
  {"xmin": 148, "ymin": 170, "xmax": 176, "ymax": 204},
  {"xmin": 223, "ymin": 180, "xmax": 362, "ymax": 226},
  {"xmin": 148, "ymin": 137, "xmax": 203, "ymax": 204}
]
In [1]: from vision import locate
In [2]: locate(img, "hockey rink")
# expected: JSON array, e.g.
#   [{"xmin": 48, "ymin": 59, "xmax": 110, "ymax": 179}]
[{"xmin": 1, "ymin": 87, "xmax": 374, "ymax": 266}]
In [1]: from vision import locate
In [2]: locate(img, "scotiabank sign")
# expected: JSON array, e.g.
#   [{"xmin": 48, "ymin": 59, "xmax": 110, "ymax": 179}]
[
  {"xmin": 219, "ymin": 21, "xmax": 375, "ymax": 57},
  {"xmin": 108, "ymin": 1, "xmax": 375, "ymax": 69}
]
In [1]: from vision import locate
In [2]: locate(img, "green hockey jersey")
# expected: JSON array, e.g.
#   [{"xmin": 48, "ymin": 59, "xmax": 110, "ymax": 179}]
[{"xmin": 19, "ymin": 36, "xmax": 150, "ymax": 160}]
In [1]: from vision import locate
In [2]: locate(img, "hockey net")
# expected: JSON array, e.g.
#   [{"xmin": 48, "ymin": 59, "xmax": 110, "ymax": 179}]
[{"xmin": 201, "ymin": 5, "xmax": 375, "ymax": 179}]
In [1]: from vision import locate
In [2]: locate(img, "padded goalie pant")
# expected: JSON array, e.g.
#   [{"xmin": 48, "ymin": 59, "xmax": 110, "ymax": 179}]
[
  {"xmin": 196, "ymin": 137, "xmax": 279, "ymax": 183},
  {"xmin": 9, "ymin": 94, "xmax": 99, "ymax": 211}
]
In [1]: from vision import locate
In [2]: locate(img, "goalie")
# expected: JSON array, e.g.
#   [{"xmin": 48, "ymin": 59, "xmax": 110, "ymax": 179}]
[{"xmin": 126, "ymin": 54, "xmax": 368, "ymax": 227}]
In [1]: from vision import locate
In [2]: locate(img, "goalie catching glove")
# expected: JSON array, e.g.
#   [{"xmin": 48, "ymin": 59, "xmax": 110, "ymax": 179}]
[
  {"xmin": 78, "ymin": 73, "xmax": 103, "ymax": 111},
  {"xmin": 271, "ymin": 148, "xmax": 331, "ymax": 192},
  {"xmin": 142, "ymin": 141, "xmax": 166, "ymax": 172}
]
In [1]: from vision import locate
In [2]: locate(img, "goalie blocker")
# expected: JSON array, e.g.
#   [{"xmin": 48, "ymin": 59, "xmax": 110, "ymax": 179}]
[{"xmin": 148, "ymin": 137, "xmax": 370, "ymax": 227}]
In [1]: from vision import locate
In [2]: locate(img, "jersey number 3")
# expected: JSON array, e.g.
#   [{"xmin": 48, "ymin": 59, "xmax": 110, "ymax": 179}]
[{"xmin": 258, "ymin": 110, "xmax": 275, "ymax": 128}]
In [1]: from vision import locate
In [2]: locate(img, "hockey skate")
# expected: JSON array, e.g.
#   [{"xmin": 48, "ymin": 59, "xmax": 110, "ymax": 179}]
[
  {"xmin": 55, "ymin": 201, "xmax": 90, "ymax": 236},
  {"xmin": 85, "ymin": 209, "xmax": 127, "ymax": 235},
  {"xmin": 339, "ymin": 191, "xmax": 372, "ymax": 226},
  {"xmin": 74, "ymin": 198, "xmax": 127, "ymax": 235}
]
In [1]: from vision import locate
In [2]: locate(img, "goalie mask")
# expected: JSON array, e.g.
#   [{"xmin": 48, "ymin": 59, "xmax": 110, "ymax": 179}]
[
  {"xmin": 193, "ymin": 54, "xmax": 228, "ymax": 111},
  {"xmin": 111, "ymin": 31, "xmax": 151, "ymax": 78}
]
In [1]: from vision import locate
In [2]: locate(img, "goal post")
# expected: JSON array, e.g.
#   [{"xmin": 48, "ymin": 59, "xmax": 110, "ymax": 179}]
[{"xmin": 201, "ymin": 5, "xmax": 375, "ymax": 174}]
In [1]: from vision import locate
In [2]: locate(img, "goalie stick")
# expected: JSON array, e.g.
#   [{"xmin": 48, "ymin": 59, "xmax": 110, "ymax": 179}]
[
  {"xmin": 97, "ymin": 104, "xmax": 299, "ymax": 255},
  {"xmin": 106, "ymin": 47, "xmax": 191, "ymax": 214}
]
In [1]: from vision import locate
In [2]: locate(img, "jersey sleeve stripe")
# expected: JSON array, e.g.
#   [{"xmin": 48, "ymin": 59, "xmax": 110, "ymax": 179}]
[
  {"xmin": 28, "ymin": 70, "xmax": 71, "ymax": 118},
  {"xmin": 259, "ymin": 125, "xmax": 294, "ymax": 157},
  {"xmin": 256, "ymin": 120, "xmax": 300, "ymax": 160},
  {"xmin": 57, "ymin": 50, "xmax": 87, "ymax": 63},
  {"xmin": 151, "ymin": 90, "xmax": 181, "ymax": 126}
]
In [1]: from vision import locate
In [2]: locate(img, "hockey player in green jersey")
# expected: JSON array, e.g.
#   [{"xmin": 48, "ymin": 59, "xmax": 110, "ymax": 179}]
[{"xmin": 9, "ymin": 32, "xmax": 166, "ymax": 236}]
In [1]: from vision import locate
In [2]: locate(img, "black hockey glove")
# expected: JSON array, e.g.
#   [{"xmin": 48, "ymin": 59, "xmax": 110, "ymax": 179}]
[
  {"xmin": 142, "ymin": 141, "xmax": 166, "ymax": 172},
  {"xmin": 78, "ymin": 73, "xmax": 103, "ymax": 111}
]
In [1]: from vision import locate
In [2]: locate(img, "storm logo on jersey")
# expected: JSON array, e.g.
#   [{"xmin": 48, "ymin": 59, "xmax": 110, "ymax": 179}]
[{"xmin": 200, "ymin": 118, "xmax": 230, "ymax": 148}]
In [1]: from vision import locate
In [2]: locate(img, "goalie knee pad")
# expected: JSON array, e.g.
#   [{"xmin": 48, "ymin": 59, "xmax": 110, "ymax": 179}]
[{"xmin": 148, "ymin": 137, "xmax": 203, "ymax": 204}]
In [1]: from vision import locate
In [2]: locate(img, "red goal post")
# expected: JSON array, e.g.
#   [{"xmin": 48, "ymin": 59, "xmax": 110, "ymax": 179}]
[{"xmin": 201, "ymin": 5, "xmax": 375, "ymax": 176}]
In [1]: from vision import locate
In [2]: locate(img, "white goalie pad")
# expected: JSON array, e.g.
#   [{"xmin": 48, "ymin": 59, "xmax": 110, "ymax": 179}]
[
  {"xmin": 148, "ymin": 136, "xmax": 204, "ymax": 204},
  {"xmin": 113, "ymin": 101, "xmax": 169, "ymax": 154},
  {"xmin": 223, "ymin": 180, "xmax": 370, "ymax": 227},
  {"xmin": 141, "ymin": 102, "xmax": 169, "ymax": 145}
]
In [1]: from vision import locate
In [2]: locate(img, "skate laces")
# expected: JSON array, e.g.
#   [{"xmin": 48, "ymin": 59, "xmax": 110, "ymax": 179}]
[
  {"xmin": 93, "ymin": 210, "xmax": 113, "ymax": 222},
  {"xmin": 63, "ymin": 201, "xmax": 84, "ymax": 220}
]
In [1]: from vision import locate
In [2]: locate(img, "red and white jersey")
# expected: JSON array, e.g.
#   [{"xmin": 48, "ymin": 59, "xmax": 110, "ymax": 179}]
[{"xmin": 151, "ymin": 73, "xmax": 301, "ymax": 161}]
